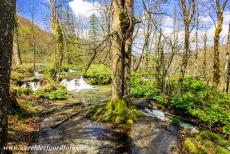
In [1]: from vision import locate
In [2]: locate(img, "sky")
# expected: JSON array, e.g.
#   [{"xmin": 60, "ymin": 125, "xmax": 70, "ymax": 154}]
[{"xmin": 16, "ymin": 0, "xmax": 230, "ymax": 48}]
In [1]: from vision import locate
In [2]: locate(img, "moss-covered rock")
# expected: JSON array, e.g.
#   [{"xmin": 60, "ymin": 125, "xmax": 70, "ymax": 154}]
[{"xmin": 88, "ymin": 99, "xmax": 142, "ymax": 124}]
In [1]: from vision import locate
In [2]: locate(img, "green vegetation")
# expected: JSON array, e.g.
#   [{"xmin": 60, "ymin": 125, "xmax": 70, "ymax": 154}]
[
  {"xmin": 88, "ymin": 99, "xmax": 142, "ymax": 124},
  {"xmin": 183, "ymin": 130, "xmax": 230, "ymax": 154},
  {"xmin": 170, "ymin": 77, "xmax": 230, "ymax": 131},
  {"xmin": 17, "ymin": 87, "xmax": 32, "ymax": 95},
  {"xmin": 130, "ymin": 73, "xmax": 160, "ymax": 97},
  {"xmin": 36, "ymin": 77, "xmax": 68, "ymax": 100},
  {"xmin": 48, "ymin": 90, "xmax": 67, "ymax": 100},
  {"xmin": 171, "ymin": 116, "xmax": 181, "ymax": 126},
  {"xmin": 34, "ymin": 90, "xmax": 45, "ymax": 98},
  {"xmin": 84, "ymin": 64, "xmax": 112, "ymax": 85},
  {"xmin": 184, "ymin": 138, "xmax": 199, "ymax": 153},
  {"xmin": 132, "ymin": 76, "xmax": 230, "ymax": 134}
]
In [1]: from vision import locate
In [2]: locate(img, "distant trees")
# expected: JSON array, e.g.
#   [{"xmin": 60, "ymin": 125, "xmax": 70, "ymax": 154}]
[
  {"xmin": 213, "ymin": 0, "xmax": 228, "ymax": 87},
  {"xmin": 0, "ymin": 0, "xmax": 16, "ymax": 151},
  {"xmin": 111, "ymin": 0, "xmax": 135, "ymax": 100}
]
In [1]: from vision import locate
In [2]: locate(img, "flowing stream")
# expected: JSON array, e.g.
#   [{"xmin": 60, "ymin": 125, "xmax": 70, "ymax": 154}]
[{"xmin": 31, "ymin": 73, "xmax": 191, "ymax": 154}]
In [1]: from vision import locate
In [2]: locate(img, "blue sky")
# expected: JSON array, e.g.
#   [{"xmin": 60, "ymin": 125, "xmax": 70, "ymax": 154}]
[{"xmin": 16, "ymin": 0, "xmax": 230, "ymax": 47}]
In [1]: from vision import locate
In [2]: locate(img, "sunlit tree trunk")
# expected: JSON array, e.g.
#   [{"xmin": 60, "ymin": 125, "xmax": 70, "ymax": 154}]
[
  {"xmin": 0, "ymin": 0, "xmax": 15, "ymax": 151},
  {"xmin": 13, "ymin": 17, "xmax": 22, "ymax": 65},
  {"xmin": 50, "ymin": 0, "xmax": 64, "ymax": 78},
  {"xmin": 213, "ymin": 0, "xmax": 228, "ymax": 87},
  {"xmin": 111, "ymin": 0, "xmax": 134, "ymax": 100}
]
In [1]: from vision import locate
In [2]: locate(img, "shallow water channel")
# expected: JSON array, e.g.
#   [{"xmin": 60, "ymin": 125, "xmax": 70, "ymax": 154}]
[{"xmin": 32, "ymin": 78, "xmax": 182, "ymax": 154}]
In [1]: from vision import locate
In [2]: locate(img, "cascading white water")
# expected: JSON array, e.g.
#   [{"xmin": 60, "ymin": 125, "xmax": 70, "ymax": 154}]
[
  {"xmin": 34, "ymin": 71, "xmax": 43, "ymax": 79},
  {"xmin": 61, "ymin": 76, "xmax": 93, "ymax": 91},
  {"xmin": 22, "ymin": 82, "xmax": 41, "ymax": 91}
]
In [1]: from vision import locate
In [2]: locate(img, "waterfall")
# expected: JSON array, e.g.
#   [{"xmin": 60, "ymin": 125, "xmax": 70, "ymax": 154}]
[
  {"xmin": 61, "ymin": 76, "xmax": 93, "ymax": 91},
  {"xmin": 34, "ymin": 71, "xmax": 43, "ymax": 79},
  {"xmin": 22, "ymin": 82, "xmax": 41, "ymax": 91}
]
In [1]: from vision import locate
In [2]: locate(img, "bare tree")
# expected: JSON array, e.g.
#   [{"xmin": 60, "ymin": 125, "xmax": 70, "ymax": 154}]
[
  {"xmin": 0, "ymin": 0, "xmax": 15, "ymax": 151},
  {"xmin": 134, "ymin": 0, "xmax": 153, "ymax": 72}
]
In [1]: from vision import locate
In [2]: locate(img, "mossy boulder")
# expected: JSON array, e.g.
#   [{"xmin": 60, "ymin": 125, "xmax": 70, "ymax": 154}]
[{"xmin": 88, "ymin": 99, "xmax": 142, "ymax": 124}]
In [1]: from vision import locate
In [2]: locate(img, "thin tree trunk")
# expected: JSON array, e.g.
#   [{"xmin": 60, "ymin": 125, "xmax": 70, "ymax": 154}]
[
  {"xmin": 13, "ymin": 17, "xmax": 22, "ymax": 65},
  {"xmin": 179, "ymin": 0, "xmax": 195, "ymax": 95},
  {"xmin": 224, "ymin": 23, "xmax": 230, "ymax": 92},
  {"xmin": 0, "ymin": 0, "xmax": 15, "ymax": 151},
  {"xmin": 203, "ymin": 32, "xmax": 207, "ymax": 81}
]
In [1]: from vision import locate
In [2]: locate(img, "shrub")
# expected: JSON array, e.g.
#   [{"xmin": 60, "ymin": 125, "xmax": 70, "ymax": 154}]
[
  {"xmin": 48, "ymin": 90, "xmax": 67, "ymax": 100},
  {"xmin": 34, "ymin": 90, "xmax": 45, "ymax": 98},
  {"xmin": 169, "ymin": 77, "xmax": 230, "ymax": 129},
  {"xmin": 130, "ymin": 73, "xmax": 159, "ymax": 97},
  {"xmin": 40, "ymin": 66, "xmax": 56, "ymax": 77},
  {"xmin": 84, "ymin": 64, "xmax": 111, "ymax": 85}
]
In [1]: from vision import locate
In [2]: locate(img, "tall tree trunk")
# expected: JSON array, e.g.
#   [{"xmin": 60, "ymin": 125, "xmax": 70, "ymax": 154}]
[
  {"xmin": 179, "ymin": 0, "xmax": 195, "ymax": 95},
  {"xmin": 213, "ymin": 0, "xmax": 228, "ymax": 87},
  {"xmin": 13, "ymin": 17, "xmax": 22, "ymax": 65},
  {"xmin": 203, "ymin": 32, "xmax": 207, "ymax": 81},
  {"xmin": 50, "ymin": 0, "xmax": 64, "ymax": 78},
  {"xmin": 0, "ymin": 0, "xmax": 15, "ymax": 151},
  {"xmin": 111, "ymin": 0, "xmax": 134, "ymax": 100},
  {"xmin": 194, "ymin": 5, "xmax": 199, "ymax": 76},
  {"xmin": 224, "ymin": 23, "xmax": 230, "ymax": 92}
]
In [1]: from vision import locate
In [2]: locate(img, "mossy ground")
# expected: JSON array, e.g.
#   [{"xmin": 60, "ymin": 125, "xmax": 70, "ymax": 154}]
[
  {"xmin": 88, "ymin": 99, "xmax": 142, "ymax": 124},
  {"xmin": 183, "ymin": 130, "xmax": 230, "ymax": 154}
]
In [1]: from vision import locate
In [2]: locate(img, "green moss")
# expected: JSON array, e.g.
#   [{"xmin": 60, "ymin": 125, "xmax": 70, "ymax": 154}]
[
  {"xmin": 184, "ymin": 138, "xmax": 198, "ymax": 153},
  {"xmin": 88, "ymin": 99, "xmax": 142, "ymax": 124}
]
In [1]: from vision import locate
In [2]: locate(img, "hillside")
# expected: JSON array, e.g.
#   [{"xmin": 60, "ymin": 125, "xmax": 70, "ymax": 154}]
[{"xmin": 16, "ymin": 16, "xmax": 54, "ymax": 64}]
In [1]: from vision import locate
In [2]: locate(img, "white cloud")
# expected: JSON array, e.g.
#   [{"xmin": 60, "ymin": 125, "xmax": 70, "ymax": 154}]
[{"xmin": 69, "ymin": 0, "xmax": 100, "ymax": 18}]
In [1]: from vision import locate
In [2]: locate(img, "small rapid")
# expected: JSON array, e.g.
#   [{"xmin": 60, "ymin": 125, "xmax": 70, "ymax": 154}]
[{"xmin": 61, "ymin": 76, "xmax": 94, "ymax": 91}]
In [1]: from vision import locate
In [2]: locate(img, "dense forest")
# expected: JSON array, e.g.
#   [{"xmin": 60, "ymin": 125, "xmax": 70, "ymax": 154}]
[{"xmin": 0, "ymin": 0, "xmax": 230, "ymax": 153}]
